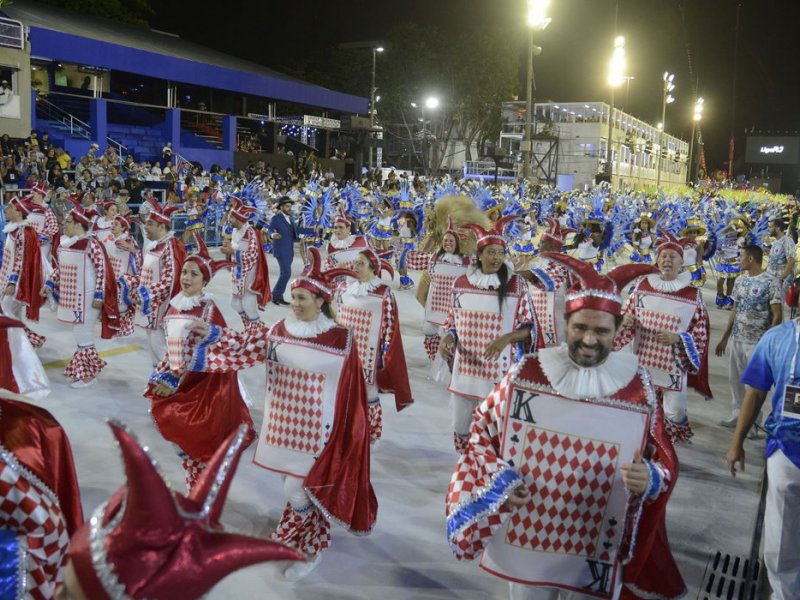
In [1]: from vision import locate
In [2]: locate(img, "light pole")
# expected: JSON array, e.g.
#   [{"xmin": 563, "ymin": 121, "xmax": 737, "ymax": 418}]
[
  {"xmin": 605, "ymin": 35, "xmax": 626, "ymax": 186},
  {"xmin": 411, "ymin": 97, "xmax": 439, "ymax": 177},
  {"xmin": 687, "ymin": 97, "xmax": 704, "ymax": 184},
  {"xmin": 368, "ymin": 45, "xmax": 384, "ymax": 170},
  {"xmin": 522, "ymin": 0, "xmax": 551, "ymax": 180},
  {"xmin": 655, "ymin": 71, "xmax": 675, "ymax": 190}
]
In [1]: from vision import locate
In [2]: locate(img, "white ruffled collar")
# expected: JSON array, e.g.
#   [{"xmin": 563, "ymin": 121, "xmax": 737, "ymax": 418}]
[
  {"xmin": 283, "ymin": 313, "xmax": 337, "ymax": 338},
  {"xmin": 646, "ymin": 271, "xmax": 692, "ymax": 292},
  {"xmin": 60, "ymin": 233, "xmax": 91, "ymax": 248},
  {"xmin": 169, "ymin": 291, "xmax": 212, "ymax": 311},
  {"xmin": 467, "ymin": 262, "xmax": 512, "ymax": 289},
  {"xmin": 538, "ymin": 345, "xmax": 639, "ymax": 399},
  {"xmin": 345, "ymin": 276, "xmax": 383, "ymax": 296},
  {"xmin": 440, "ymin": 252, "xmax": 464, "ymax": 264},
  {"xmin": 2, "ymin": 222, "xmax": 19, "ymax": 234},
  {"xmin": 330, "ymin": 235, "xmax": 356, "ymax": 249}
]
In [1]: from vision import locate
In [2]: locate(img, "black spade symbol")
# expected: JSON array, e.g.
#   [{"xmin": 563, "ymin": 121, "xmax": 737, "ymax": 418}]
[
  {"xmin": 603, "ymin": 541, "xmax": 612, "ymax": 549},
  {"xmin": 511, "ymin": 434, "xmax": 520, "ymax": 443},
  {"xmin": 609, "ymin": 518, "xmax": 618, "ymax": 526},
  {"xmin": 508, "ymin": 459, "xmax": 515, "ymax": 467}
]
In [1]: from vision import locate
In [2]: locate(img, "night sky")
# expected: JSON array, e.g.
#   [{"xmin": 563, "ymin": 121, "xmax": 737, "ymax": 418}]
[{"xmin": 152, "ymin": 0, "xmax": 800, "ymax": 172}]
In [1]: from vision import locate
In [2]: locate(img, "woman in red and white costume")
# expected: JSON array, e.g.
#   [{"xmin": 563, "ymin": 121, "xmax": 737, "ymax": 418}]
[
  {"xmin": 186, "ymin": 247, "xmax": 375, "ymax": 580},
  {"xmin": 92, "ymin": 198, "xmax": 118, "ymax": 246},
  {"xmin": 145, "ymin": 252, "xmax": 255, "ymax": 491},
  {"xmin": 107, "ymin": 215, "xmax": 141, "ymax": 337},
  {"xmin": 26, "ymin": 181, "xmax": 59, "ymax": 272},
  {"xmin": 334, "ymin": 247, "xmax": 413, "ymax": 444},
  {"xmin": 41, "ymin": 204, "xmax": 119, "ymax": 388},
  {"xmin": 1, "ymin": 196, "xmax": 47, "ymax": 348},
  {"xmin": 325, "ymin": 208, "xmax": 368, "ymax": 270},
  {"xmin": 220, "ymin": 199, "xmax": 271, "ymax": 333},
  {"xmin": 439, "ymin": 216, "xmax": 539, "ymax": 454},
  {"xmin": 415, "ymin": 217, "xmax": 473, "ymax": 362}
]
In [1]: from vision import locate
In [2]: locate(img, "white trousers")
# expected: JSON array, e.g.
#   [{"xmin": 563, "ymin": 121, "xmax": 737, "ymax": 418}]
[
  {"xmin": 73, "ymin": 305, "xmax": 100, "ymax": 348},
  {"xmin": 231, "ymin": 290, "xmax": 260, "ymax": 321},
  {"xmin": 452, "ymin": 393, "xmax": 479, "ymax": 436},
  {"xmin": 729, "ymin": 340, "xmax": 757, "ymax": 420},
  {"xmin": 662, "ymin": 384, "xmax": 688, "ymax": 424},
  {"xmin": 765, "ymin": 450, "xmax": 800, "ymax": 600},
  {"xmin": 282, "ymin": 474, "xmax": 312, "ymax": 511},
  {"xmin": 146, "ymin": 328, "xmax": 167, "ymax": 366},
  {"xmin": 1, "ymin": 295, "xmax": 24, "ymax": 321},
  {"xmin": 509, "ymin": 577, "xmax": 622, "ymax": 600}
]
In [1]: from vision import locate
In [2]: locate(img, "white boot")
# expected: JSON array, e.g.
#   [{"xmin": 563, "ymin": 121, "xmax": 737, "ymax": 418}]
[{"xmin": 284, "ymin": 554, "xmax": 322, "ymax": 581}]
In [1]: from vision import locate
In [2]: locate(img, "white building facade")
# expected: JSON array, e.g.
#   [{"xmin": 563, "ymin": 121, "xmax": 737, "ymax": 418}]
[{"xmin": 499, "ymin": 101, "xmax": 689, "ymax": 190}]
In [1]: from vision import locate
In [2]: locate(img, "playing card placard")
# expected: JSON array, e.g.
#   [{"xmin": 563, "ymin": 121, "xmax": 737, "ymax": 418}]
[
  {"xmin": 164, "ymin": 315, "xmax": 194, "ymax": 371},
  {"xmin": 480, "ymin": 388, "xmax": 648, "ymax": 598}
]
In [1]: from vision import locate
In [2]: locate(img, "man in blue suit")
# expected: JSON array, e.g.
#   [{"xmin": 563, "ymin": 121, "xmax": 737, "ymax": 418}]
[{"xmin": 269, "ymin": 196, "xmax": 296, "ymax": 305}]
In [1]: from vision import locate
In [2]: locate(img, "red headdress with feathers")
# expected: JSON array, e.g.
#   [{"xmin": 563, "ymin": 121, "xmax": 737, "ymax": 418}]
[
  {"xmin": 291, "ymin": 247, "xmax": 356, "ymax": 301},
  {"xmin": 540, "ymin": 252, "xmax": 658, "ymax": 315},
  {"xmin": 460, "ymin": 214, "xmax": 518, "ymax": 251},
  {"xmin": 67, "ymin": 422, "xmax": 302, "ymax": 599}
]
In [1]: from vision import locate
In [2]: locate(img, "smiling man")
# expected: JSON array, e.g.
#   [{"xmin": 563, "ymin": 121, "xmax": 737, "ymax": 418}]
[
  {"xmin": 446, "ymin": 254, "xmax": 686, "ymax": 600},
  {"xmin": 614, "ymin": 237, "xmax": 710, "ymax": 443}
]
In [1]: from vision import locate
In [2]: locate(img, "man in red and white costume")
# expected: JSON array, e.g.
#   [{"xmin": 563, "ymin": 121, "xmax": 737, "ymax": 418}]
[
  {"xmin": 518, "ymin": 218, "xmax": 574, "ymax": 349},
  {"xmin": 42, "ymin": 204, "xmax": 119, "ymax": 387},
  {"xmin": 0, "ymin": 382, "xmax": 84, "ymax": 599},
  {"xmin": 446, "ymin": 254, "xmax": 686, "ymax": 600},
  {"xmin": 26, "ymin": 181, "xmax": 59, "ymax": 272},
  {"xmin": 335, "ymin": 247, "xmax": 413, "ymax": 443},
  {"xmin": 614, "ymin": 237, "xmax": 710, "ymax": 443},
  {"xmin": 122, "ymin": 202, "xmax": 185, "ymax": 366},
  {"xmin": 325, "ymin": 208, "xmax": 368, "ymax": 270},
  {"xmin": 1, "ymin": 196, "xmax": 47, "ymax": 348},
  {"xmin": 185, "ymin": 247, "xmax": 375, "ymax": 580},
  {"xmin": 220, "ymin": 199, "xmax": 271, "ymax": 333},
  {"xmin": 440, "ymin": 216, "xmax": 539, "ymax": 454}
]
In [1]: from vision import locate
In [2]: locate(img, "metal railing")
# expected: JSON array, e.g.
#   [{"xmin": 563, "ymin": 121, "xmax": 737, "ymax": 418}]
[
  {"xmin": 36, "ymin": 97, "xmax": 91, "ymax": 139},
  {"xmin": 0, "ymin": 17, "xmax": 24, "ymax": 50}
]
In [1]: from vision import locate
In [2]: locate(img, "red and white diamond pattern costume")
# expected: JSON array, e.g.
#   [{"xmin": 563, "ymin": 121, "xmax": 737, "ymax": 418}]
[
  {"xmin": 230, "ymin": 224, "xmax": 270, "ymax": 327},
  {"xmin": 48, "ymin": 236, "xmax": 115, "ymax": 381},
  {"xmin": 527, "ymin": 257, "xmax": 572, "ymax": 348},
  {"xmin": 187, "ymin": 316, "xmax": 376, "ymax": 557},
  {"xmin": 446, "ymin": 351, "xmax": 686, "ymax": 600},
  {"xmin": 325, "ymin": 235, "xmax": 368, "ymax": 271},
  {"xmin": 0, "ymin": 399, "xmax": 83, "ymax": 600},
  {"xmin": 25, "ymin": 208, "xmax": 59, "ymax": 270},
  {"xmin": 334, "ymin": 278, "xmax": 414, "ymax": 442},
  {"xmin": 614, "ymin": 273, "xmax": 709, "ymax": 442},
  {"xmin": 0, "ymin": 222, "xmax": 46, "ymax": 346}
]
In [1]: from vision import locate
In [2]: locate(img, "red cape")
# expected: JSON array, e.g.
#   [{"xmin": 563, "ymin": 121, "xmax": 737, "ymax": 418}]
[
  {"xmin": 0, "ymin": 316, "xmax": 22, "ymax": 393},
  {"xmin": 95, "ymin": 240, "xmax": 121, "ymax": 340},
  {"xmin": 303, "ymin": 326, "xmax": 377, "ymax": 535},
  {"xmin": 0, "ymin": 394, "xmax": 84, "ymax": 536},
  {"xmin": 687, "ymin": 312, "xmax": 713, "ymax": 399},
  {"xmin": 17, "ymin": 226, "xmax": 45, "ymax": 321},
  {"xmin": 376, "ymin": 292, "xmax": 414, "ymax": 412},
  {"xmin": 252, "ymin": 230, "xmax": 272, "ymax": 309}
]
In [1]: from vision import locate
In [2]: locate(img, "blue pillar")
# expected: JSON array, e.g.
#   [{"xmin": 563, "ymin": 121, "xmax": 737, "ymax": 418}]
[
  {"xmin": 222, "ymin": 115, "xmax": 236, "ymax": 151},
  {"xmin": 90, "ymin": 99, "xmax": 107, "ymax": 145},
  {"xmin": 163, "ymin": 108, "xmax": 181, "ymax": 147}
]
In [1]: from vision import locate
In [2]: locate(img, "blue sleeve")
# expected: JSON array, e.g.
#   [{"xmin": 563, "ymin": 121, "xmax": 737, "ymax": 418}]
[{"xmin": 740, "ymin": 331, "xmax": 777, "ymax": 392}]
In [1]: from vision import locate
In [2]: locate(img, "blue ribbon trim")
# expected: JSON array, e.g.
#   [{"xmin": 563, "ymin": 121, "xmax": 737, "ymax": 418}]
[
  {"xmin": 530, "ymin": 268, "xmax": 554, "ymax": 291},
  {"xmin": 446, "ymin": 468, "xmax": 521, "ymax": 543},
  {"xmin": 679, "ymin": 332, "xmax": 700, "ymax": 371},
  {"xmin": 6, "ymin": 273, "xmax": 18, "ymax": 284},
  {"xmin": 138, "ymin": 285, "xmax": 152, "ymax": 315},
  {"xmin": 150, "ymin": 370, "xmax": 180, "ymax": 391},
  {"xmin": 0, "ymin": 529, "xmax": 21, "ymax": 600},
  {"xmin": 235, "ymin": 249, "xmax": 243, "ymax": 280},
  {"xmin": 93, "ymin": 290, "xmax": 104, "ymax": 301},
  {"xmin": 190, "ymin": 324, "xmax": 221, "ymax": 372},
  {"xmin": 118, "ymin": 277, "xmax": 132, "ymax": 307},
  {"xmin": 644, "ymin": 459, "xmax": 661, "ymax": 500},
  {"xmin": 45, "ymin": 279, "xmax": 59, "ymax": 303}
]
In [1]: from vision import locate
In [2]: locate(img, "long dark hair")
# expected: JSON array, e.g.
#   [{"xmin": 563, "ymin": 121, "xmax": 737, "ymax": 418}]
[{"xmin": 477, "ymin": 246, "xmax": 510, "ymax": 311}]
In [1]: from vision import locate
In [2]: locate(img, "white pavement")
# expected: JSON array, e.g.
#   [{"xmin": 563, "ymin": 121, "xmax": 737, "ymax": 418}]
[{"xmin": 25, "ymin": 253, "xmax": 766, "ymax": 599}]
